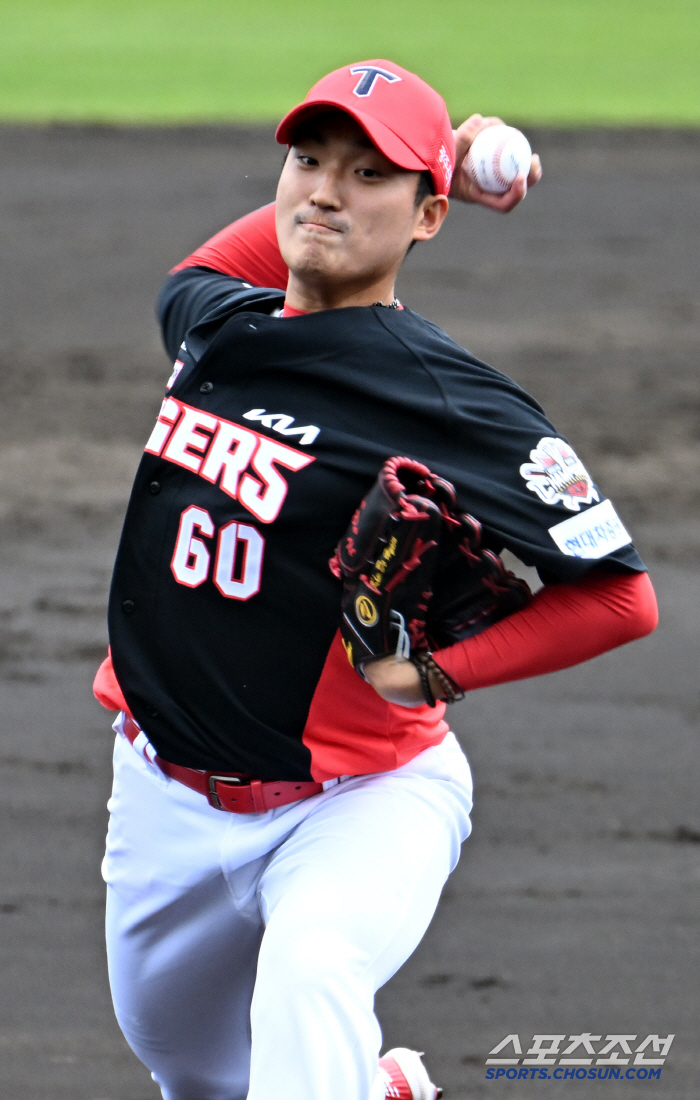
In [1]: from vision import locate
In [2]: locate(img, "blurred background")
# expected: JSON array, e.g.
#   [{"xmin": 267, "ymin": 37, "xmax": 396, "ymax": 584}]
[{"xmin": 0, "ymin": 2, "xmax": 698, "ymax": 1098}]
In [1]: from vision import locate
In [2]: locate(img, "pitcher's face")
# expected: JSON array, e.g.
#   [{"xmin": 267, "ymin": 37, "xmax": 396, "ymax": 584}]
[{"xmin": 276, "ymin": 111, "xmax": 445, "ymax": 295}]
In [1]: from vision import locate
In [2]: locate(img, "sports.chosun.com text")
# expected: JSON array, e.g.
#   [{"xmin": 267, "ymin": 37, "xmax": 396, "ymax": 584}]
[{"xmin": 486, "ymin": 1066, "xmax": 661, "ymax": 1081}]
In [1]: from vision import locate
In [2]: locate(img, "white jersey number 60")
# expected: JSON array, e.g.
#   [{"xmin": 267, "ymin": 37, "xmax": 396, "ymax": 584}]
[{"xmin": 171, "ymin": 505, "xmax": 264, "ymax": 601}]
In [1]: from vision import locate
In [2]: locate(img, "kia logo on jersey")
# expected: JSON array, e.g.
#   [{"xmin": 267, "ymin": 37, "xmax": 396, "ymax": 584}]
[{"xmin": 349, "ymin": 65, "xmax": 401, "ymax": 98}]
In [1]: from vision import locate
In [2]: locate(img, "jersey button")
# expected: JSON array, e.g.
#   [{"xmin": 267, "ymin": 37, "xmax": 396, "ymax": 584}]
[
  {"xmin": 122, "ymin": 599, "xmax": 135, "ymax": 614},
  {"xmin": 149, "ymin": 481, "xmax": 161, "ymax": 494},
  {"xmin": 199, "ymin": 381, "xmax": 214, "ymax": 394}
]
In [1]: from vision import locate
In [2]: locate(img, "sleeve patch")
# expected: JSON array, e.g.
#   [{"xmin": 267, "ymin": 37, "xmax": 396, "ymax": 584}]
[
  {"xmin": 548, "ymin": 499, "xmax": 632, "ymax": 559},
  {"xmin": 520, "ymin": 436, "xmax": 599, "ymax": 512}
]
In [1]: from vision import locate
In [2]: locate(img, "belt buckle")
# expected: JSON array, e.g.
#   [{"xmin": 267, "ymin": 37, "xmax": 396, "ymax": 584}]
[{"xmin": 208, "ymin": 773, "xmax": 247, "ymax": 810}]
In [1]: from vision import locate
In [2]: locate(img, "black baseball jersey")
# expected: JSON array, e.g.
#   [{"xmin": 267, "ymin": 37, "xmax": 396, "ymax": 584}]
[{"xmin": 108, "ymin": 267, "xmax": 645, "ymax": 780}]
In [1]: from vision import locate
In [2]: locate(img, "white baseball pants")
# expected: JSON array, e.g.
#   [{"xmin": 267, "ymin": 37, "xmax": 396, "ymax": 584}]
[{"xmin": 103, "ymin": 719, "xmax": 473, "ymax": 1100}]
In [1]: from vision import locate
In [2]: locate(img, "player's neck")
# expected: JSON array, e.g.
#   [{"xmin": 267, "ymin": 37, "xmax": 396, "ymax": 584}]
[{"xmin": 284, "ymin": 272, "xmax": 398, "ymax": 313}]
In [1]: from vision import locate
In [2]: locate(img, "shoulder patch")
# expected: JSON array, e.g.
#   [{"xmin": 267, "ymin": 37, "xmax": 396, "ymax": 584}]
[{"xmin": 520, "ymin": 436, "xmax": 599, "ymax": 512}]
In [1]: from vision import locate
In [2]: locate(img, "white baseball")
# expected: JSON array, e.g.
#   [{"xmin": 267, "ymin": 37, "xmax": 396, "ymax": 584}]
[{"xmin": 464, "ymin": 124, "xmax": 532, "ymax": 194}]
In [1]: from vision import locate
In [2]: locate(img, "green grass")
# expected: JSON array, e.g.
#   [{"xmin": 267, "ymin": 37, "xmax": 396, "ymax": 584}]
[{"xmin": 1, "ymin": 0, "xmax": 699, "ymax": 124}]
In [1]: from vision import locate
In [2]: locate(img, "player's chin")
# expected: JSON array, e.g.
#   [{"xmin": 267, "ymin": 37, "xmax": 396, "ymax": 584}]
[{"xmin": 287, "ymin": 242, "xmax": 347, "ymax": 281}]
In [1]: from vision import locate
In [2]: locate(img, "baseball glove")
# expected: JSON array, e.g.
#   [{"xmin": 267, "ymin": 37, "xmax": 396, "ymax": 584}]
[
  {"xmin": 330, "ymin": 457, "xmax": 533, "ymax": 703},
  {"xmin": 329, "ymin": 457, "xmax": 450, "ymax": 676}
]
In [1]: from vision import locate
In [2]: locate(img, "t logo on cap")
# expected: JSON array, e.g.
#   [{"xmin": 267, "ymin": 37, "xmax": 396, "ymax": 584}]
[{"xmin": 349, "ymin": 65, "xmax": 401, "ymax": 98}]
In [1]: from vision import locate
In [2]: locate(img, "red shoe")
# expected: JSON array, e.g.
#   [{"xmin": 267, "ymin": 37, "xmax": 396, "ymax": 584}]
[{"xmin": 377, "ymin": 1048, "xmax": 443, "ymax": 1100}]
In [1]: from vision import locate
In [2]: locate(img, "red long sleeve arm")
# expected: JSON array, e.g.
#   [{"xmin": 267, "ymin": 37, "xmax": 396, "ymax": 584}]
[
  {"xmin": 171, "ymin": 202, "xmax": 288, "ymax": 290},
  {"xmin": 434, "ymin": 569, "xmax": 658, "ymax": 692}
]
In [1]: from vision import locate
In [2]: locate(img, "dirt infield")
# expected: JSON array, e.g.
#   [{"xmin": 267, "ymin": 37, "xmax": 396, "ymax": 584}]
[{"xmin": 0, "ymin": 126, "xmax": 698, "ymax": 1099}]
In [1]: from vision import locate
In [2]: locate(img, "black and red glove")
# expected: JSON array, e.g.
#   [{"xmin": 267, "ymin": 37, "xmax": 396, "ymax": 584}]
[
  {"xmin": 330, "ymin": 457, "xmax": 449, "ymax": 677},
  {"xmin": 330, "ymin": 457, "xmax": 532, "ymax": 700}
]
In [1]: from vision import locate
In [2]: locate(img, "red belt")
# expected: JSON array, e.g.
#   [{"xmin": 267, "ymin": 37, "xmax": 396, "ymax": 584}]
[{"xmin": 122, "ymin": 715, "xmax": 324, "ymax": 813}]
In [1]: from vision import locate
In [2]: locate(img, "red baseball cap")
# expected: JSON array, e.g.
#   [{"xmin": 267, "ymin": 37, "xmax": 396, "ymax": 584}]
[{"xmin": 276, "ymin": 60, "xmax": 455, "ymax": 196}]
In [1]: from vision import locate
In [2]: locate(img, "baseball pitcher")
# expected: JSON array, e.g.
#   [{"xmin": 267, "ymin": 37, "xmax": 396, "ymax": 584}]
[{"xmin": 93, "ymin": 60, "xmax": 658, "ymax": 1100}]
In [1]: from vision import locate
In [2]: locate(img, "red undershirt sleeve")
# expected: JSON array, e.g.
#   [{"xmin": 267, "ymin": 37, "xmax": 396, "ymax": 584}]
[
  {"xmin": 433, "ymin": 570, "xmax": 658, "ymax": 692},
  {"xmin": 170, "ymin": 202, "xmax": 288, "ymax": 290}
]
